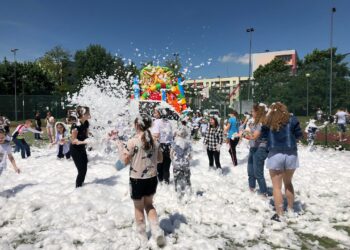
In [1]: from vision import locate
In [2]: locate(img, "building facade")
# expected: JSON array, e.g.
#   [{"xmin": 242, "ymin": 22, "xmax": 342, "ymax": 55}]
[
  {"xmin": 184, "ymin": 76, "xmax": 249, "ymax": 111},
  {"xmin": 252, "ymin": 50, "xmax": 298, "ymax": 74}
]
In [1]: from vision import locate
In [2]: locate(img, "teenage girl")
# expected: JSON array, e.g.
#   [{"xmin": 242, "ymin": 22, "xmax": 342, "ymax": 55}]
[{"xmin": 70, "ymin": 106, "xmax": 91, "ymax": 188}]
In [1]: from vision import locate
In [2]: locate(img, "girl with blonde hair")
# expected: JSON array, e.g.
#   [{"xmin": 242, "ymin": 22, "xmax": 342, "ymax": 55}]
[{"xmin": 265, "ymin": 102, "xmax": 303, "ymax": 222}]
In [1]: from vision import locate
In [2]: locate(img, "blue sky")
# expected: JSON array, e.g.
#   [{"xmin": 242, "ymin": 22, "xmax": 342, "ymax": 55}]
[{"xmin": 1, "ymin": 0, "xmax": 349, "ymax": 79}]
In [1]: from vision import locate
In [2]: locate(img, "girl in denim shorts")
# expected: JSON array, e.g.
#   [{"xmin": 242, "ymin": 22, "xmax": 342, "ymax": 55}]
[{"xmin": 265, "ymin": 102, "xmax": 303, "ymax": 222}]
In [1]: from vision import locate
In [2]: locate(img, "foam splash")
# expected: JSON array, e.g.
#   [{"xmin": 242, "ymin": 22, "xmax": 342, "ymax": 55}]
[{"xmin": 67, "ymin": 74, "xmax": 138, "ymax": 155}]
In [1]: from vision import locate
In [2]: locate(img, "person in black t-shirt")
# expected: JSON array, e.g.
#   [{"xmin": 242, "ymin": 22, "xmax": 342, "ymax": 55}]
[
  {"xmin": 70, "ymin": 106, "xmax": 91, "ymax": 188},
  {"xmin": 34, "ymin": 112, "xmax": 42, "ymax": 140}
]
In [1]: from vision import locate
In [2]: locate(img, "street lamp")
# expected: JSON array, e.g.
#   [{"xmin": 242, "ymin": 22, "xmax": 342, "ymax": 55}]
[
  {"xmin": 329, "ymin": 7, "xmax": 336, "ymax": 115},
  {"xmin": 22, "ymin": 75, "xmax": 27, "ymax": 120},
  {"xmin": 11, "ymin": 48, "xmax": 18, "ymax": 121},
  {"xmin": 246, "ymin": 27, "xmax": 254, "ymax": 101},
  {"xmin": 306, "ymin": 73, "xmax": 311, "ymax": 117}
]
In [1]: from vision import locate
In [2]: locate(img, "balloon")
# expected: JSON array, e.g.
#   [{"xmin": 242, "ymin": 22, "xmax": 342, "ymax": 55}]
[
  {"xmin": 156, "ymin": 83, "xmax": 161, "ymax": 90},
  {"xmin": 171, "ymin": 86, "xmax": 177, "ymax": 93},
  {"xmin": 150, "ymin": 85, "xmax": 157, "ymax": 91},
  {"xmin": 166, "ymin": 84, "xmax": 171, "ymax": 89},
  {"xmin": 161, "ymin": 83, "xmax": 166, "ymax": 89}
]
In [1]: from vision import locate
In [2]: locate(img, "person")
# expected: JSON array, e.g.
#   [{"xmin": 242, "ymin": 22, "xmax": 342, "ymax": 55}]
[
  {"xmin": 224, "ymin": 109, "xmax": 240, "ymax": 166},
  {"xmin": 242, "ymin": 104, "xmax": 269, "ymax": 195},
  {"xmin": 305, "ymin": 119, "xmax": 328, "ymax": 151},
  {"xmin": 12, "ymin": 120, "xmax": 43, "ymax": 159},
  {"xmin": 316, "ymin": 108, "xmax": 323, "ymax": 121},
  {"xmin": 204, "ymin": 116, "xmax": 223, "ymax": 170},
  {"xmin": 151, "ymin": 108, "xmax": 173, "ymax": 184},
  {"xmin": 0, "ymin": 129, "xmax": 20, "ymax": 176},
  {"xmin": 70, "ymin": 106, "xmax": 91, "ymax": 188},
  {"xmin": 46, "ymin": 111, "xmax": 55, "ymax": 143},
  {"xmin": 34, "ymin": 111, "xmax": 42, "ymax": 140},
  {"xmin": 171, "ymin": 126, "xmax": 192, "ymax": 196},
  {"xmin": 192, "ymin": 111, "xmax": 202, "ymax": 139},
  {"xmin": 116, "ymin": 114, "xmax": 165, "ymax": 247},
  {"xmin": 264, "ymin": 102, "xmax": 303, "ymax": 222},
  {"xmin": 200, "ymin": 115, "xmax": 209, "ymax": 138},
  {"xmin": 335, "ymin": 108, "xmax": 349, "ymax": 142},
  {"xmin": 0, "ymin": 115, "xmax": 11, "ymax": 141},
  {"xmin": 52, "ymin": 122, "xmax": 71, "ymax": 159}
]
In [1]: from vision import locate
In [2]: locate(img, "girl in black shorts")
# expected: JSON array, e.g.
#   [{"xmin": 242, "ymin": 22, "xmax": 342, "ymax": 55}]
[{"xmin": 116, "ymin": 114, "xmax": 165, "ymax": 247}]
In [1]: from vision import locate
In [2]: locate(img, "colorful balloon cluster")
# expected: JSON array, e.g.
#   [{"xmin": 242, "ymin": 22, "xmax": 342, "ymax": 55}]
[{"xmin": 131, "ymin": 66, "xmax": 187, "ymax": 113}]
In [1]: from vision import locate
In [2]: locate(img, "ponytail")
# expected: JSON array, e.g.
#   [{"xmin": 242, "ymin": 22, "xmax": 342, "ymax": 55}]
[{"xmin": 141, "ymin": 129, "xmax": 154, "ymax": 151}]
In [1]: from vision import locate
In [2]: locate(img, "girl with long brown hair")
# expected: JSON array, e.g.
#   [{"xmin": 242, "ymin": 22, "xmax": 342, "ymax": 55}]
[
  {"xmin": 264, "ymin": 102, "xmax": 303, "ymax": 222},
  {"xmin": 117, "ymin": 114, "xmax": 165, "ymax": 247},
  {"xmin": 204, "ymin": 116, "xmax": 224, "ymax": 169}
]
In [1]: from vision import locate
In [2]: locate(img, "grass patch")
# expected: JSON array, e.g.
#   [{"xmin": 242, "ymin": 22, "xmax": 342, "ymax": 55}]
[
  {"xmin": 334, "ymin": 225, "xmax": 350, "ymax": 236},
  {"xmin": 296, "ymin": 232, "xmax": 339, "ymax": 249},
  {"xmin": 12, "ymin": 231, "xmax": 38, "ymax": 248}
]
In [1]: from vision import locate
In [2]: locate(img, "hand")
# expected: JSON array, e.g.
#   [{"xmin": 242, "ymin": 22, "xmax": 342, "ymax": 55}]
[
  {"xmin": 72, "ymin": 139, "xmax": 79, "ymax": 145},
  {"xmin": 216, "ymin": 144, "xmax": 221, "ymax": 152},
  {"xmin": 40, "ymin": 131, "xmax": 44, "ymax": 134}
]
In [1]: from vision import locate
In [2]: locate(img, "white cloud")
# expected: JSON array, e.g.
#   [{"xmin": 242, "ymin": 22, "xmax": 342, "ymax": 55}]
[{"xmin": 218, "ymin": 53, "xmax": 250, "ymax": 64}]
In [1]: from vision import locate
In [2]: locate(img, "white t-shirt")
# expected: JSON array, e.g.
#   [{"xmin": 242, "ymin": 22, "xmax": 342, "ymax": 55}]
[
  {"xmin": 336, "ymin": 111, "xmax": 348, "ymax": 124},
  {"xmin": 151, "ymin": 119, "xmax": 173, "ymax": 144},
  {"xmin": 0, "ymin": 143, "xmax": 12, "ymax": 172}
]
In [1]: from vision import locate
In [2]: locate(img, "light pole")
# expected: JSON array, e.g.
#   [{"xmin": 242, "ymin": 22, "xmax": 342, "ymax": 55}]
[
  {"xmin": 306, "ymin": 73, "xmax": 310, "ymax": 117},
  {"xmin": 22, "ymin": 75, "xmax": 27, "ymax": 120},
  {"xmin": 246, "ymin": 27, "xmax": 254, "ymax": 101},
  {"xmin": 329, "ymin": 7, "xmax": 336, "ymax": 116},
  {"xmin": 11, "ymin": 48, "xmax": 18, "ymax": 121}
]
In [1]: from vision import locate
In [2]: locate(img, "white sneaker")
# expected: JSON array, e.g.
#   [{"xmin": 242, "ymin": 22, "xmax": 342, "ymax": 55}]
[{"xmin": 150, "ymin": 224, "xmax": 166, "ymax": 248}]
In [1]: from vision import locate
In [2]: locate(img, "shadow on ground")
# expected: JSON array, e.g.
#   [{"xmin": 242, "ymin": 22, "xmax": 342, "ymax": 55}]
[{"xmin": 0, "ymin": 183, "xmax": 37, "ymax": 198}]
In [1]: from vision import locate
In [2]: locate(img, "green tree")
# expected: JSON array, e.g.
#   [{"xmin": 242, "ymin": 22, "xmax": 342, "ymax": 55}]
[
  {"xmin": 74, "ymin": 44, "xmax": 115, "ymax": 84},
  {"xmin": 250, "ymin": 48, "xmax": 350, "ymax": 115},
  {"xmin": 37, "ymin": 46, "xmax": 74, "ymax": 94},
  {"xmin": 0, "ymin": 58, "xmax": 55, "ymax": 95},
  {"xmin": 165, "ymin": 56, "xmax": 183, "ymax": 79}
]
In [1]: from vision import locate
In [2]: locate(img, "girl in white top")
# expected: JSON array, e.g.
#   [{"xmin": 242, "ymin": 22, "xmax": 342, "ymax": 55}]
[
  {"xmin": 116, "ymin": 114, "xmax": 165, "ymax": 247},
  {"xmin": 0, "ymin": 129, "xmax": 20, "ymax": 175}
]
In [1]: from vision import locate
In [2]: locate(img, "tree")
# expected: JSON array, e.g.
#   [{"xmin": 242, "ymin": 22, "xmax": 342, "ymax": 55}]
[
  {"xmin": 37, "ymin": 46, "xmax": 74, "ymax": 94},
  {"xmin": 74, "ymin": 44, "xmax": 115, "ymax": 84},
  {"xmin": 165, "ymin": 56, "xmax": 183, "ymax": 79},
  {"xmin": 250, "ymin": 48, "xmax": 350, "ymax": 115},
  {"xmin": 0, "ymin": 58, "xmax": 55, "ymax": 95}
]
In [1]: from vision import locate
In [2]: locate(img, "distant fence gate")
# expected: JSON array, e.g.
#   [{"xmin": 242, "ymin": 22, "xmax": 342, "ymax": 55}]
[{"xmin": 0, "ymin": 95, "xmax": 68, "ymax": 121}]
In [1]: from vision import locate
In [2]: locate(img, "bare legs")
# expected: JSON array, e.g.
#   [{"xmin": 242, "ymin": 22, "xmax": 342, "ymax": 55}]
[
  {"xmin": 133, "ymin": 195, "xmax": 164, "ymax": 244},
  {"xmin": 269, "ymin": 169, "xmax": 295, "ymax": 216}
]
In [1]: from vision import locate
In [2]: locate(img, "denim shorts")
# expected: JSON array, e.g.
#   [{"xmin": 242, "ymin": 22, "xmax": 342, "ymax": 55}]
[
  {"xmin": 266, "ymin": 151, "xmax": 299, "ymax": 171},
  {"xmin": 338, "ymin": 124, "xmax": 346, "ymax": 133}
]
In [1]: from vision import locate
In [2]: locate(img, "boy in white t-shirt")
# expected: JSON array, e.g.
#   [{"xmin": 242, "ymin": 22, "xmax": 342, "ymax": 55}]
[
  {"xmin": 0, "ymin": 129, "xmax": 20, "ymax": 175},
  {"xmin": 335, "ymin": 108, "xmax": 349, "ymax": 142}
]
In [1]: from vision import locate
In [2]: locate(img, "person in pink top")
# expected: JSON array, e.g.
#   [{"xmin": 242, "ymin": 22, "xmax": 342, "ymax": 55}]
[{"xmin": 12, "ymin": 120, "xmax": 43, "ymax": 159}]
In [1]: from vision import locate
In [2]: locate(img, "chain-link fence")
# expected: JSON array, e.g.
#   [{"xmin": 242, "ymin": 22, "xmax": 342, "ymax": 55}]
[{"xmin": 0, "ymin": 95, "xmax": 68, "ymax": 121}]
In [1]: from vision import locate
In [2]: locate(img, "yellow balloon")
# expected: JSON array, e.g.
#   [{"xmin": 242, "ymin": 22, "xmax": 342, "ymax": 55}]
[
  {"xmin": 150, "ymin": 85, "xmax": 157, "ymax": 91},
  {"xmin": 171, "ymin": 86, "xmax": 177, "ymax": 93}
]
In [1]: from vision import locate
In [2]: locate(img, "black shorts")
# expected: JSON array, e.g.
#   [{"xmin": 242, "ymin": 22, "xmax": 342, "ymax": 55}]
[{"xmin": 129, "ymin": 176, "xmax": 158, "ymax": 200}]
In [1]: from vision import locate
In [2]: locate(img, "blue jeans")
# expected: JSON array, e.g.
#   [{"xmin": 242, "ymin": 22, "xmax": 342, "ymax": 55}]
[
  {"xmin": 13, "ymin": 138, "xmax": 31, "ymax": 159},
  {"xmin": 247, "ymin": 147, "xmax": 268, "ymax": 194}
]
